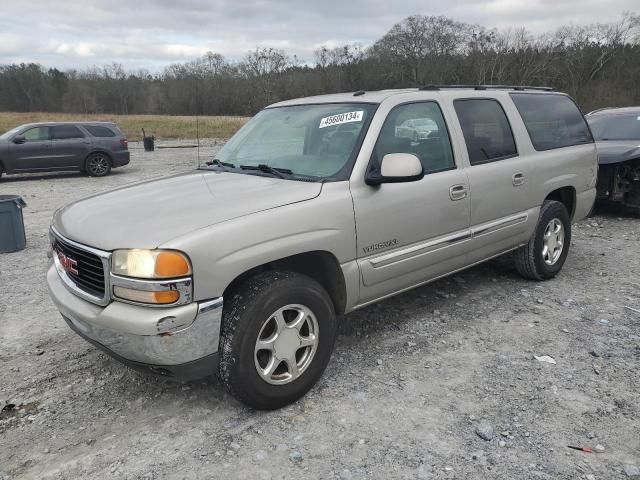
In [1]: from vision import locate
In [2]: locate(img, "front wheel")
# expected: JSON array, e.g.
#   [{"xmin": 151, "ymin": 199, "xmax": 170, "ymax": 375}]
[
  {"xmin": 85, "ymin": 153, "xmax": 111, "ymax": 177},
  {"xmin": 219, "ymin": 271, "xmax": 336, "ymax": 410},
  {"xmin": 514, "ymin": 200, "xmax": 572, "ymax": 280}
]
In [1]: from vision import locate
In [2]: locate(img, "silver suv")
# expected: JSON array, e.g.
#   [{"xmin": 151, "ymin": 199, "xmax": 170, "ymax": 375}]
[
  {"xmin": 0, "ymin": 122, "xmax": 129, "ymax": 178},
  {"xmin": 47, "ymin": 87, "xmax": 597, "ymax": 409}
]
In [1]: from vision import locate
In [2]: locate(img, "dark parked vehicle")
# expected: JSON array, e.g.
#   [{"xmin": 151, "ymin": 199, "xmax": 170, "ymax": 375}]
[
  {"xmin": 0, "ymin": 122, "xmax": 129, "ymax": 179},
  {"xmin": 586, "ymin": 107, "xmax": 640, "ymax": 211}
]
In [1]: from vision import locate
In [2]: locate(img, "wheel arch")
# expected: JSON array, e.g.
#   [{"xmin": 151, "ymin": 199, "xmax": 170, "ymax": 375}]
[
  {"xmin": 222, "ymin": 250, "xmax": 348, "ymax": 315},
  {"xmin": 544, "ymin": 186, "xmax": 576, "ymax": 219}
]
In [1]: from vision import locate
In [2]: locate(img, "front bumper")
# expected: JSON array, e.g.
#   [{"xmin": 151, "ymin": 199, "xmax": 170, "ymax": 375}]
[{"xmin": 47, "ymin": 265, "xmax": 222, "ymax": 381}]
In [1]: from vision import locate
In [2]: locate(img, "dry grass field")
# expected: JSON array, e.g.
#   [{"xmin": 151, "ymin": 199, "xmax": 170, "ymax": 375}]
[{"xmin": 0, "ymin": 112, "xmax": 248, "ymax": 141}]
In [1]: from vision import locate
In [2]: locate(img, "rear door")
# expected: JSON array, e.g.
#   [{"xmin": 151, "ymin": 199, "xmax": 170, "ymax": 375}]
[
  {"xmin": 450, "ymin": 96, "xmax": 538, "ymax": 262},
  {"xmin": 7, "ymin": 126, "xmax": 52, "ymax": 171},
  {"xmin": 50, "ymin": 124, "xmax": 91, "ymax": 168}
]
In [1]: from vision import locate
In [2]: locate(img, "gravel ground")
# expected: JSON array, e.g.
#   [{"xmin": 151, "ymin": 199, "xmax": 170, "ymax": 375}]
[{"xmin": 1, "ymin": 142, "xmax": 639, "ymax": 480}]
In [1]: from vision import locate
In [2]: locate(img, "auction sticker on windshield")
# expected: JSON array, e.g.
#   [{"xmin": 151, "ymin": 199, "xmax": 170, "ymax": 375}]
[{"xmin": 319, "ymin": 111, "xmax": 364, "ymax": 128}]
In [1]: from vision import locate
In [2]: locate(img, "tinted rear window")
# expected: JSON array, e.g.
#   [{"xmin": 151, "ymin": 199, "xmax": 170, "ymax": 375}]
[
  {"xmin": 51, "ymin": 125, "xmax": 84, "ymax": 140},
  {"xmin": 510, "ymin": 93, "xmax": 593, "ymax": 151},
  {"xmin": 85, "ymin": 125, "xmax": 116, "ymax": 137},
  {"xmin": 453, "ymin": 99, "xmax": 518, "ymax": 165}
]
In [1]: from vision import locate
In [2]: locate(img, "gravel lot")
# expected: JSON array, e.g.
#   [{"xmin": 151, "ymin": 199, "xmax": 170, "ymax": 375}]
[{"xmin": 1, "ymin": 142, "xmax": 639, "ymax": 480}]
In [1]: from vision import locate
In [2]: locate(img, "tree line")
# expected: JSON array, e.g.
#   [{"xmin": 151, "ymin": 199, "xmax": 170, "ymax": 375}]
[{"xmin": 1, "ymin": 13, "xmax": 639, "ymax": 116}]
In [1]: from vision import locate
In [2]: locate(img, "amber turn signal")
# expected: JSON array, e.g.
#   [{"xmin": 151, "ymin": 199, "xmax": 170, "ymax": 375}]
[
  {"xmin": 155, "ymin": 251, "xmax": 191, "ymax": 277},
  {"xmin": 113, "ymin": 286, "xmax": 180, "ymax": 305}
]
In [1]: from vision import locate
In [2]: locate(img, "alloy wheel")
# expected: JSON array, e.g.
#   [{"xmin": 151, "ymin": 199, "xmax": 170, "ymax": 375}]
[
  {"xmin": 254, "ymin": 304, "xmax": 319, "ymax": 385},
  {"xmin": 542, "ymin": 218, "xmax": 564, "ymax": 265},
  {"xmin": 88, "ymin": 155, "xmax": 109, "ymax": 176}
]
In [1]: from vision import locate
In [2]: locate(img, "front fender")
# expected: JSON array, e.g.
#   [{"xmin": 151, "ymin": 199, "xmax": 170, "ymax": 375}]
[{"xmin": 159, "ymin": 182, "xmax": 357, "ymax": 301}]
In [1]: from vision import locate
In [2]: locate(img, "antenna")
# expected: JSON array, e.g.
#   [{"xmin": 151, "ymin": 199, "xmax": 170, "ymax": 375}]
[{"xmin": 195, "ymin": 75, "xmax": 201, "ymax": 167}]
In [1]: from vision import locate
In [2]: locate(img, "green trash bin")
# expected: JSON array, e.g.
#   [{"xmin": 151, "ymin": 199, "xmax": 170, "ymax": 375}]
[{"xmin": 0, "ymin": 194, "xmax": 27, "ymax": 253}]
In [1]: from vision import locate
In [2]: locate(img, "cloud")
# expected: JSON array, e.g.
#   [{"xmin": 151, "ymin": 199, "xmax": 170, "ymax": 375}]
[{"xmin": 0, "ymin": 0, "xmax": 636, "ymax": 70}]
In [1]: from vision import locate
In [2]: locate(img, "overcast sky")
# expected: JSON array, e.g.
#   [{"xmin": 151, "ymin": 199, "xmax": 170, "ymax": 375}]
[{"xmin": 0, "ymin": 0, "xmax": 636, "ymax": 71}]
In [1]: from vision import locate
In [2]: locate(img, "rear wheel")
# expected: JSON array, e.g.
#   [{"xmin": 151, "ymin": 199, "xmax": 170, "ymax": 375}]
[
  {"xmin": 85, "ymin": 153, "xmax": 111, "ymax": 177},
  {"xmin": 219, "ymin": 271, "xmax": 337, "ymax": 410},
  {"xmin": 514, "ymin": 200, "xmax": 571, "ymax": 280}
]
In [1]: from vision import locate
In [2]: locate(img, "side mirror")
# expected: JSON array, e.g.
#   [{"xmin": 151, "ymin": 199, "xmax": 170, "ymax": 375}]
[
  {"xmin": 365, "ymin": 153, "xmax": 424, "ymax": 186},
  {"xmin": 12, "ymin": 135, "xmax": 25, "ymax": 144}
]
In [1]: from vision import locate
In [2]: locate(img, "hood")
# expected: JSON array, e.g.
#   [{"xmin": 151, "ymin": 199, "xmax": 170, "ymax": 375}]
[
  {"xmin": 53, "ymin": 171, "xmax": 322, "ymax": 250},
  {"xmin": 595, "ymin": 140, "xmax": 640, "ymax": 165}
]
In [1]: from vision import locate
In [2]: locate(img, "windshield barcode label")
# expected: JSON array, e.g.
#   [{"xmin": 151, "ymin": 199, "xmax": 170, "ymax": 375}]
[{"xmin": 319, "ymin": 111, "xmax": 364, "ymax": 128}]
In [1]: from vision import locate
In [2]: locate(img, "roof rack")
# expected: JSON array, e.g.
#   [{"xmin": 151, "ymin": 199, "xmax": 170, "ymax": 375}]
[{"xmin": 419, "ymin": 85, "xmax": 553, "ymax": 92}]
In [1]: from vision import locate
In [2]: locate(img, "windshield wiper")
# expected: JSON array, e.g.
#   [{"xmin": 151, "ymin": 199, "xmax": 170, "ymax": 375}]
[
  {"xmin": 205, "ymin": 158, "xmax": 236, "ymax": 169},
  {"xmin": 240, "ymin": 164, "xmax": 292, "ymax": 179}
]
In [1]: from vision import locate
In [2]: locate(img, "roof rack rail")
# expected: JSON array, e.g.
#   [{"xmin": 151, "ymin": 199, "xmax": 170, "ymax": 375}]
[{"xmin": 419, "ymin": 84, "xmax": 553, "ymax": 92}]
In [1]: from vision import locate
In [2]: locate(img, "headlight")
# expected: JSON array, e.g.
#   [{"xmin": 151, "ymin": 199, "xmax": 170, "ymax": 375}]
[
  {"xmin": 112, "ymin": 249, "xmax": 191, "ymax": 279},
  {"xmin": 110, "ymin": 249, "xmax": 193, "ymax": 306}
]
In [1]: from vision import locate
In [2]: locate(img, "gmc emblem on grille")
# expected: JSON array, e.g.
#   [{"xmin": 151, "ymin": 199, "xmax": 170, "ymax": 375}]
[{"xmin": 56, "ymin": 251, "xmax": 78, "ymax": 275}]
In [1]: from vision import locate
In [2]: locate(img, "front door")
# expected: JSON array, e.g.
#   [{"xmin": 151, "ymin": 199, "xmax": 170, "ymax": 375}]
[
  {"xmin": 350, "ymin": 101, "xmax": 472, "ymax": 306},
  {"xmin": 8, "ymin": 126, "xmax": 51, "ymax": 171}
]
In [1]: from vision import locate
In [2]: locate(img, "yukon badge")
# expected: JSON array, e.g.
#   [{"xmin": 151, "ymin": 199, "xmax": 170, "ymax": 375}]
[{"xmin": 362, "ymin": 238, "xmax": 398, "ymax": 255}]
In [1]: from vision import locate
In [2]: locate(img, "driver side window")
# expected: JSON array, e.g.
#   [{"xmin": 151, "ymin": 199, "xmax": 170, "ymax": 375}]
[
  {"xmin": 22, "ymin": 127, "xmax": 49, "ymax": 142},
  {"xmin": 373, "ymin": 102, "xmax": 455, "ymax": 175}
]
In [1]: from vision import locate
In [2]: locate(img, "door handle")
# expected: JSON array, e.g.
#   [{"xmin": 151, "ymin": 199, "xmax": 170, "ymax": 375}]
[
  {"xmin": 512, "ymin": 173, "xmax": 525, "ymax": 186},
  {"xmin": 449, "ymin": 184, "xmax": 468, "ymax": 201}
]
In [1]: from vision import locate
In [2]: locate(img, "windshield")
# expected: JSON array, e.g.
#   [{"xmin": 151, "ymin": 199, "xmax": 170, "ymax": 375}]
[
  {"xmin": 214, "ymin": 103, "xmax": 376, "ymax": 180},
  {"xmin": 588, "ymin": 114, "xmax": 640, "ymax": 141},
  {"xmin": 0, "ymin": 126, "xmax": 22, "ymax": 140}
]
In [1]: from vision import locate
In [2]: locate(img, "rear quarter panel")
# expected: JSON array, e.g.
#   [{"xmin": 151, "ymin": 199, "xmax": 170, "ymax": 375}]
[{"xmin": 498, "ymin": 92, "xmax": 598, "ymax": 219}]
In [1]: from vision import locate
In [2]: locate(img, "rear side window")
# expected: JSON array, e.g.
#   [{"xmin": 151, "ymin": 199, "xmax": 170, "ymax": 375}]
[
  {"xmin": 510, "ymin": 93, "xmax": 593, "ymax": 150},
  {"xmin": 85, "ymin": 125, "xmax": 116, "ymax": 137},
  {"xmin": 51, "ymin": 125, "xmax": 84, "ymax": 140},
  {"xmin": 454, "ymin": 99, "xmax": 517, "ymax": 165}
]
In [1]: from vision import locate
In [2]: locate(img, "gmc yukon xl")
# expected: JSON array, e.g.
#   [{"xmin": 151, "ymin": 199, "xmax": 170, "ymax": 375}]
[{"xmin": 47, "ymin": 86, "xmax": 598, "ymax": 409}]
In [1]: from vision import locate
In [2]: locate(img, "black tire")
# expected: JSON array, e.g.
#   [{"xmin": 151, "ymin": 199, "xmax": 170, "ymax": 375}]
[
  {"xmin": 85, "ymin": 153, "xmax": 111, "ymax": 177},
  {"xmin": 514, "ymin": 200, "xmax": 571, "ymax": 280},
  {"xmin": 219, "ymin": 271, "xmax": 337, "ymax": 410},
  {"xmin": 0, "ymin": 163, "xmax": 3, "ymax": 180}
]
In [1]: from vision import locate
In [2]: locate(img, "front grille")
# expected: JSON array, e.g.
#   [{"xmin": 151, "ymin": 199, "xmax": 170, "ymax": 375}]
[{"xmin": 53, "ymin": 238, "xmax": 106, "ymax": 298}]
